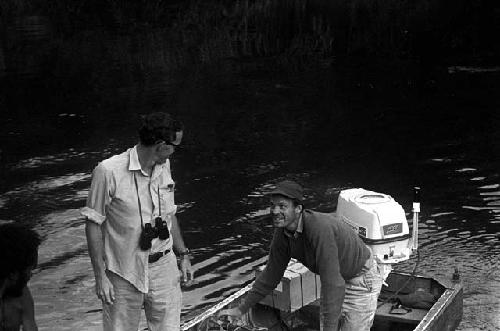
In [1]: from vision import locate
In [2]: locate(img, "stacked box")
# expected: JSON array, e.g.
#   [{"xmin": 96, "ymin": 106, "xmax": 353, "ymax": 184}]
[{"xmin": 255, "ymin": 259, "xmax": 321, "ymax": 312}]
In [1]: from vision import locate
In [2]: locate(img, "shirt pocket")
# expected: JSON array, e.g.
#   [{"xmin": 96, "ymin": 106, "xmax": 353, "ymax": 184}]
[{"xmin": 159, "ymin": 182, "xmax": 176, "ymax": 215}]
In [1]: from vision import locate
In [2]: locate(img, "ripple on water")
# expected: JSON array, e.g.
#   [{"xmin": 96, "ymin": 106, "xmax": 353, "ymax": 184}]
[
  {"xmin": 470, "ymin": 177, "xmax": 486, "ymax": 181},
  {"xmin": 4, "ymin": 103, "xmax": 497, "ymax": 331},
  {"xmin": 31, "ymin": 252, "xmax": 98, "ymax": 331},
  {"xmin": 3, "ymin": 173, "xmax": 89, "ymax": 194}
]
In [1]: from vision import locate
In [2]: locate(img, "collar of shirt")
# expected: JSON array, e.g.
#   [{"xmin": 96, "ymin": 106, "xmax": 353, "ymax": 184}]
[
  {"xmin": 283, "ymin": 212, "xmax": 304, "ymax": 239},
  {"xmin": 129, "ymin": 145, "xmax": 167, "ymax": 180}
]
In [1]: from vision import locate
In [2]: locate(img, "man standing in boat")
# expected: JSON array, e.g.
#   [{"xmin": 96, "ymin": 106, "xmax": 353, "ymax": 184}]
[
  {"xmin": 220, "ymin": 180, "xmax": 383, "ymax": 331},
  {"xmin": 82, "ymin": 112, "xmax": 194, "ymax": 331}
]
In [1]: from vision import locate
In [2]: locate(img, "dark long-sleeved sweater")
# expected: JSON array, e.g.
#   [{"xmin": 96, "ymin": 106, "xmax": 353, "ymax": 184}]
[{"xmin": 239, "ymin": 210, "xmax": 370, "ymax": 331}]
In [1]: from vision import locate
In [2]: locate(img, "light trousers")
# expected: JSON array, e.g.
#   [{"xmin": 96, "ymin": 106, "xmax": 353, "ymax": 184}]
[
  {"xmin": 103, "ymin": 252, "xmax": 182, "ymax": 331},
  {"xmin": 339, "ymin": 258, "xmax": 383, "ymax": 331}
]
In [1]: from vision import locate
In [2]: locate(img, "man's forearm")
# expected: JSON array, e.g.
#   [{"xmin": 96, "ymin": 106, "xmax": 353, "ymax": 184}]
[
  {"xmin": 319, "ymin": 272, "xmax": 344, "ymax": 330},
  {"xmin": 239, "ymin": 236, "xmax": 290, "ymax": 313},
  {"xmin": 85, "ymin": 220, "xmax": 106, "ymax": 277},
  {"xmin": 171, "ymin": 215, "xmax": 188, "ymax": 253}
]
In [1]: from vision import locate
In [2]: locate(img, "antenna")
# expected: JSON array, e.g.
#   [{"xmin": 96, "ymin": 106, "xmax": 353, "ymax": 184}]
[{"xmin": 412, "ymin": 187, "xmax": 420, "ymax": 250}]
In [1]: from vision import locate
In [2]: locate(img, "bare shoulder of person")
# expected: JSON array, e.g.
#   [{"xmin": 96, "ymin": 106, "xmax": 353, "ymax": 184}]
[
  {"xmin": 21, "ymin": 286, "xmax": 39, "ymax": 331},
  {"xmin": 1, "ymin": 291, "xmax": 23, "ymax": 330}
]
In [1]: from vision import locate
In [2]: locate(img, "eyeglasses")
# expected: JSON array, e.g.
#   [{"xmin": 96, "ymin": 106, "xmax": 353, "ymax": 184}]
[{"xmin": 155, "ymin": 140, "xmax": 181, "ymax": 149}]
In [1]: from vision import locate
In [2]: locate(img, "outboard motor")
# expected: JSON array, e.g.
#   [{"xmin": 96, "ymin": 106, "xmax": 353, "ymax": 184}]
[{"xmin": 337, "ymin": 188, "xmax": 419, "ymax": 281}]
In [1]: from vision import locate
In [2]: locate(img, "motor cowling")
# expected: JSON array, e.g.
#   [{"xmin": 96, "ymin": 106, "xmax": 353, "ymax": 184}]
[{"xmin": 337, "ymin": 188, "xmax": 412, "ymax": 264}]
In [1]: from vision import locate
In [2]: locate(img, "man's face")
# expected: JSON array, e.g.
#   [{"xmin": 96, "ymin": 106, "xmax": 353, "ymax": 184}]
[
  {"xmin": 269, "ymin": 195, "xmax": 301, "ymax": 230},
  {"xmin": 155, "ymin": 131, "xmax": 183, "ymax": 164}
]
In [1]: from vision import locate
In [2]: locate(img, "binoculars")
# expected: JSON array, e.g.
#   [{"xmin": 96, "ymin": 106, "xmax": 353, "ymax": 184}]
[{"xmin": 139, "ymin": 217, "xmax": 170, "ymax": 251}]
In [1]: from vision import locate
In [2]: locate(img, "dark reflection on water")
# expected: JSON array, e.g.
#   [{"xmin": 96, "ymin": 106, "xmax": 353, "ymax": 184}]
[{"xmin": 1, "ymin": 23, "xmax": 499, "ymax": 331}]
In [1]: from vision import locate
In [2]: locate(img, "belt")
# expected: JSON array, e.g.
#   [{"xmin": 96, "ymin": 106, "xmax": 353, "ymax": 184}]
[{"xmin": 148, "ymin": 249, "xmax": 171, "ymax": 264}]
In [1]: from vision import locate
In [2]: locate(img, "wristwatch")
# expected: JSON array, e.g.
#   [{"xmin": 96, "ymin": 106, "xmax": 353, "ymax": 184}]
[{"xmin": 179, "ymin": 248, "xmax": 191, "ymax": 258}]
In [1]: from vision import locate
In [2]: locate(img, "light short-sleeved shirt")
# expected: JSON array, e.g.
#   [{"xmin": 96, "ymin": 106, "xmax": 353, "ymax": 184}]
[{"xmin": 81, "ymin": 146, "xmax": 177, "ymax": 293}]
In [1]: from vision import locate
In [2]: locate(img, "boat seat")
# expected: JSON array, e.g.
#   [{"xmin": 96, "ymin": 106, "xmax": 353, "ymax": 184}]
[{"xmin": 375, "ymin": 301, "xmax": 428, "ymax": 324}]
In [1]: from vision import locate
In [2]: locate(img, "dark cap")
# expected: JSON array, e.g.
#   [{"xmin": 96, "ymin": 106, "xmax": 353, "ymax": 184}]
[{"xmin": 267, "ymin": 180, "xmax": 304, "ymax": 202}]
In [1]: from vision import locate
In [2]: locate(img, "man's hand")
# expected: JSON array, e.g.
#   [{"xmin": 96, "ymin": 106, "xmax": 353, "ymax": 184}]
[
  {"xmin": 180, "ymin": 256, "xmax": 195, "ymax": 286},
  {"xmin": 96, "ymin": 274, "xmax": 115, "ymax": 305}
]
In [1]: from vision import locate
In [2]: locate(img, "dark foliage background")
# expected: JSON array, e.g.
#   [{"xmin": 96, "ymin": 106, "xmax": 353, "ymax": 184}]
[{"xmin": 1, "ymin": 0, "xmax": 499, "ymax": 162}]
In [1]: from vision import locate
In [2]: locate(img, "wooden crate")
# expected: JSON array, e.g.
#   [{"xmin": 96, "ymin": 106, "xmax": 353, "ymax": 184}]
[{"xmin": 254, "ymin": 259, "xmax": 321, "ymax": 312}]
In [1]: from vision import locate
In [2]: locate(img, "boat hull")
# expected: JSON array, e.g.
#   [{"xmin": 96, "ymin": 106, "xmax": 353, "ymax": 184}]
[{"xmin": 181, "ymin": 271, "xmax": 463, "ymax": 331}]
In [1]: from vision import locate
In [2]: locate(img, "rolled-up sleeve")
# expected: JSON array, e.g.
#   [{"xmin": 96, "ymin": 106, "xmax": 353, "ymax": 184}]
[{"xmin": 81, "ymin": 162, "xmax": 113, "ymax": 225}]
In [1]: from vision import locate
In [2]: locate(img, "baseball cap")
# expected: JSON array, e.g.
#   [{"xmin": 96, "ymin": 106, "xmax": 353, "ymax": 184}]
[{"xmin": 267, "ymin": 180, "xmax": 304, "ymax": 202}]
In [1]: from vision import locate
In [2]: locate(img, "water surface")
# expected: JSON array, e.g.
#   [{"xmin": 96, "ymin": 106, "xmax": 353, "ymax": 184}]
[{"xmin": 1, "ymin": 20, "xmax": 499, "ymax": 331}]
